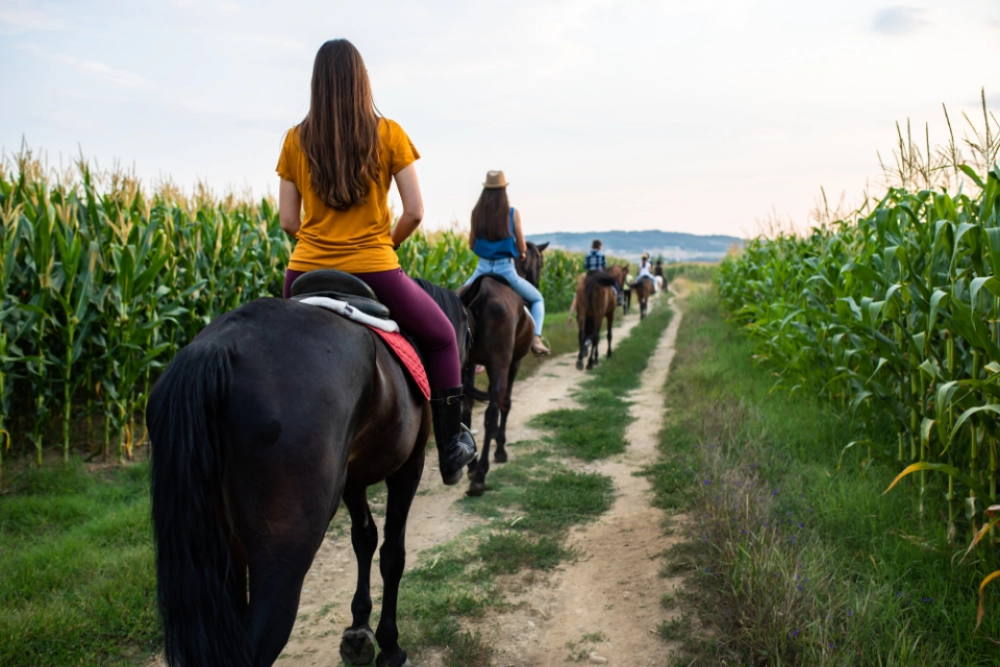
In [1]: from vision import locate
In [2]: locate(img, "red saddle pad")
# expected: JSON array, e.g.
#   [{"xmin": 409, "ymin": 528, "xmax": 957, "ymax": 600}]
[{"xmin": 368, "ymin": 327, "xmax": 430, "ymax": 401}]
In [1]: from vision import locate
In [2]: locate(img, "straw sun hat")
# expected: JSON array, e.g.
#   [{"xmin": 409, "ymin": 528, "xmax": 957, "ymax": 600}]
[{"xmin": 483, "ymin": 170, "xmax": 509, "ymax": 189}]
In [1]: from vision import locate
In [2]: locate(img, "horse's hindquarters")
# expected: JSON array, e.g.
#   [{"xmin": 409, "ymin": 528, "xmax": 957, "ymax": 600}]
[{"xmin": 151, "ymin": 298, "xmax": 430, "ymax": 667}]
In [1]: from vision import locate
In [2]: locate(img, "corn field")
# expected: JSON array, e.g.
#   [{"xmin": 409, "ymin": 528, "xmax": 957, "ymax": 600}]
[
  {"xmin": 0, "ymin": 151, "xmax": 593, "ymax": 478},
  {"xmin": 717, "ymin": 96, "xmax": 1000, "ymax": 620}
]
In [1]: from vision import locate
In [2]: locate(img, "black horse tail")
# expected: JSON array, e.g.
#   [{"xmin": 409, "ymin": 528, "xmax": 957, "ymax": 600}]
[{"xmin": 148, "ymin": 339, "xmax": 252, "ymax": 667}]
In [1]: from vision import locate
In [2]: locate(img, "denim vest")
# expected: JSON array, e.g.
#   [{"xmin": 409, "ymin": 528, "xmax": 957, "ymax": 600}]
[{"xmin": 472, "ymin": 208, "xmax": 518, "ymax": 261}]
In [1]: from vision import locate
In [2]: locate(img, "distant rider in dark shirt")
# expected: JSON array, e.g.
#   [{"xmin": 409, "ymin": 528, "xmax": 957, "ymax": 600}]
[{"xmin": 585, "ymin": 239, "xmax": 624, "ymax": 306}]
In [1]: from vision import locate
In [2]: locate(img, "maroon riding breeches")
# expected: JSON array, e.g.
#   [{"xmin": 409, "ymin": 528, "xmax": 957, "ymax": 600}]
[{"xmin": 283, "ymin": 267, "xmax": 461, "ymax": 389}]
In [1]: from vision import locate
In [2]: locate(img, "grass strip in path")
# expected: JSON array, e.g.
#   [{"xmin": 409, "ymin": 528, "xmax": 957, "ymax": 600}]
[
  {"xmin": 530, "ymin": 299, "xmax": 674, "ymax": 460},
  {"xmin": 394, "ymin": 444, "xmax": 613, "ymax": 665},
  {"xmin": 644, "ymin": 286, "xmax": 1000, "ymax": 667}
]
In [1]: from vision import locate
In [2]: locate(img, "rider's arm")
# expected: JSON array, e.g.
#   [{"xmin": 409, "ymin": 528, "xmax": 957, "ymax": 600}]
[
  {"xmin": 391, "ymin": 164, "xmax": 424, "ymax": 248},
  {"xmin": 513, "ymin": 209, "xmax": 527, "ymax": 260},
  {"xmin": 279, "ymin": 179, "xmax": 302, "ymax": 238}
]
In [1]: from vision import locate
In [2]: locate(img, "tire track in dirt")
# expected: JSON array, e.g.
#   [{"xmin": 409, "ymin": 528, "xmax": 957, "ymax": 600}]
[{"xmin": 276, "ymin": 302, "xmax": 651, "ymax": 666}]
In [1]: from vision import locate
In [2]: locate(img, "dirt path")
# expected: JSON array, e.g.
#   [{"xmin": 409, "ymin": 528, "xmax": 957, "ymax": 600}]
[
  {"xmin": 277, "ymin": 301, "xmax": 654, "ymax": 666},
  {"xmin": 467, "ymin": 292, "xmax": 687, "ymax": 667}
]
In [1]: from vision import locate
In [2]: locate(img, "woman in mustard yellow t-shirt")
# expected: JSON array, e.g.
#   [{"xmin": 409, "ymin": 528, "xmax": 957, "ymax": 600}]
[{"xmin": 276, "ymin": 39, "xmax": 475, "ymax": 485}]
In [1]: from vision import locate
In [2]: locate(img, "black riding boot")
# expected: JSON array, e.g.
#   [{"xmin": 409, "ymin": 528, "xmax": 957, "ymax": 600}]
[{"xmin": 431, "ymin": 386, "xmax": 478, "ymax": 485}]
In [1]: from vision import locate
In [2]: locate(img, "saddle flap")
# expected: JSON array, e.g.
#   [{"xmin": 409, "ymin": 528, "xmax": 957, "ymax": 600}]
[{"xmin": 291, "ymin": 269, "xmax": 378, "ymax": 301}]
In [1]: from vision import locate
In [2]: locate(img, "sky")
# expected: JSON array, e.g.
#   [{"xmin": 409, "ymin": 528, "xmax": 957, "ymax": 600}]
[{"xmin": 0, "ymin": 0, "xmax": 998, "ymax": 238}]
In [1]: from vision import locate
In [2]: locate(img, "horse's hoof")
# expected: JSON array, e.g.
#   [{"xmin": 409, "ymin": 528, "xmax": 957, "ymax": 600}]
[
  {"xmin": 494, "ymin": 449, "xmax": 508, "ymax": 463},
  {"xmin": 340, "ymin": 627, "xmax": 376, "ymax": 666},
  {"xmin": 576, "ymin": 359, "xmax": 584, "ymax": 371},
  {"xmin": 467, "ymin": 480, "xmax": 486, "ymax": 497}
]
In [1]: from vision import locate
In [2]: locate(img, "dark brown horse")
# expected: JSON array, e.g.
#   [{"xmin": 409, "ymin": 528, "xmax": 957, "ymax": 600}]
[
  {"xmin": 575, "ymin": 266, "xmax": 625, "ymax": 370},
  {"xmin": 460, "ymin": 241, "xmax": 548, "ymax": 496},
  {"xmin": 632, "ymin": 275, "xmax": 655, "ymax": 319},
  {"xmin": 147, "ymin": 281, "xmax": 468, "ymax": 667}
]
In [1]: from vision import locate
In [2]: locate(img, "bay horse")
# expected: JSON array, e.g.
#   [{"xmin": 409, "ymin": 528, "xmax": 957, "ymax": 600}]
[
  {"xmin": 147, "ymin": 281, "xmax": 468, "ymax": 667},
  {"xmin": 574, "ymin": 265, "xmax": 626, "ymax": 371},
  {"xmin": 460, "ymin": 241, "xmax": 548, "ymax": 497},
  {"xmin": 632, "ymin": 275, "xmax": 655, "ymax": 319}
]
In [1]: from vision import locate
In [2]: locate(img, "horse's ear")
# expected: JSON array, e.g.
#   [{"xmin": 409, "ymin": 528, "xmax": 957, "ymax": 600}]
[{"xmin": 536, "ymin": 242, "xmax": 549, "ymax": 253}]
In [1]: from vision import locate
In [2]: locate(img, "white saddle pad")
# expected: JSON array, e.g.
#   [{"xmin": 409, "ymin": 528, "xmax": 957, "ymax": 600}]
[{"xmin": 299, "ymin": 296, "xmax": 400, "ymax": 333}]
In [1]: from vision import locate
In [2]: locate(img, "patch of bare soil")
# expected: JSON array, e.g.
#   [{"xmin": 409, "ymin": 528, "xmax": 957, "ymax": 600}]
[
  {"xmin": 466, "ymin": 293, "xmax": 688, "ymax": 667},
  {"xmin": 275, "ymin": 301, "xmax": 651, "ymax": 666}
]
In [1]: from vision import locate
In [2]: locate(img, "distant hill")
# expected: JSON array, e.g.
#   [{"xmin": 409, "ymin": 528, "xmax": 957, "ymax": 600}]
[{"xmin": 525, "ymin": 230, "xmax": 742, "ymax": 263}]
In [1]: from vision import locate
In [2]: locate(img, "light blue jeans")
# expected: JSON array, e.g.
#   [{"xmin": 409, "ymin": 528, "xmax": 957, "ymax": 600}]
[{"xmin": 463, "ymin": 257, "xmax": 545, "ymax": 336}]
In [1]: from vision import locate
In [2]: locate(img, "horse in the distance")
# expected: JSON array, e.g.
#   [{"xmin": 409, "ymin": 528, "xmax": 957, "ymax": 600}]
[
  {"xmin": 621, "ymin": 265, "xmax": 632, "ymax": 315},
  {"xmin": 147, "ymin": 274, "xmax": 468, "ymax": 667},
  {"xmin": 460, "ymin": 241, "xmax": 548, "ymax": 497},
  {"xmin": 574, "ymin": 265, "xmax": 626, "ymax": 370},
  {"xmin": 632, "ymin": 275, "xmax": 656, "ymax": 319}
]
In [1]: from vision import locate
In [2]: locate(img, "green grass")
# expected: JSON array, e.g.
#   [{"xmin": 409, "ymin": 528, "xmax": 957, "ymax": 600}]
[
  {"xmin": 645, "ymin": 286, "xmax": 1000, "ymax": 666},
  {"xmin": 530, "ymin": 301, "xmax": 673, "ymax": 460},
  {"xmin": 0, "ymin": 462, "xmax": 158, "ymax": 667}
]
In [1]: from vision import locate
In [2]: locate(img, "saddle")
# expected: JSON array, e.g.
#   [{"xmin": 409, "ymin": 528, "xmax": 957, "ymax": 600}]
[
  {"xmin": 290, "ymin": 269, "xmax": 390, "ymax": 320},
  {"xmin": 459, "ymin": 273, "xmax": 513, "ymax": 308}
]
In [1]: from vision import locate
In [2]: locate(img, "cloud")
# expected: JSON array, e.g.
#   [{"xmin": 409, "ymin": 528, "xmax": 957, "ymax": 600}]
[
  {"xmin": 0, "ymin": 1, "xmax": 65, "ymax": 32},
  {"xmin": 871, "ymin": 6, "xmax": 929, "ymax": 36},
  {"xmin": 41, "ymin": 50, "xmax": 151, "ymax": 89}
]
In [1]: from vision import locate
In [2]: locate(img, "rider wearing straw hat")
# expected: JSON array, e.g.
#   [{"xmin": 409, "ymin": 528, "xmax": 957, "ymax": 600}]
[{"xmin": 463, "ymin": 170, "xmax": 550, "ymax": 356}]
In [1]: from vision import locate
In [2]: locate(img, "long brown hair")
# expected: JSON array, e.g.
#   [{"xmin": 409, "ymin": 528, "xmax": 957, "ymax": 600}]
[
  {"xmin": 471, "ymin": 188, "xmax": 511, "ymax": 241},
  {"xmin": 298, "ymin": 39, "xmax": 381, "ymax": 211}
]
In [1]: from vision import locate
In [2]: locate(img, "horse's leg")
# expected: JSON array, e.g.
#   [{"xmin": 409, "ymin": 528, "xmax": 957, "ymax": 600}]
[
  {"xmin": 461, "ymin": 362, "xmax": 479, "ymax": 477},
  {"xmin": 243, "ymin": 520, "xmax": 325, "ymax": 667},
  {"xmin": 461, "ymin": 362, "xmax": 474, "ymax": 431},
  {"xmin": 373, "ymin": 436, "xmax": 424, "ymax": 667},
  {"xmin": 606, "ymin": 312, "xmax": 614, "ymax": 358},
  {"xmin": 577, "ymin": 324, "xmax": 588, "ymax": 371},
  {"xmin": 588, "ymin": 329, "xmax": 600, "ymax": 369},
  {"xmin": 495, "ymin": 359, "xmax": 521, "ymax": 464},
  {"xmin": 339, "ymin": 484, "xmax": 379, "ymax": 666},
  {"xmin": 469, "ymin": 366, "xmax": 503, "ymax": 496}
]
